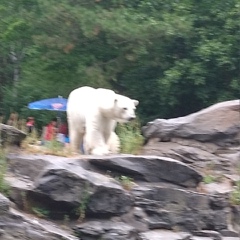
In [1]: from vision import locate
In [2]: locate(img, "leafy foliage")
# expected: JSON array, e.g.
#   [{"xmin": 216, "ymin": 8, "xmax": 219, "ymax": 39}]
[
  {"xmin": 115, "ymin": 175, "xmax": 135, "ymax": 191},
  {"xmin": 230, "ymin": 181, "xmax": 240, "ymax": 205},
  {"xmin": 116, "ymin": 119, "xmax": 144, "ymax": 154},
  {"xmin": 0, "ymin": 0, "xmax": 239, "ymax": 126},
  {"xmin": 32, "ymin": 206, "xmax": 50, "ymax": 218},
  {"xmin": 0, "ymin": 148, "xmax": 10, "ymax": 196}
]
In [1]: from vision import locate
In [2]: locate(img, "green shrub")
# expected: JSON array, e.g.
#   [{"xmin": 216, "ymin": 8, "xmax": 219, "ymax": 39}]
[
  {"xmin": 32, "ymin": 206, "xmax": 50, "ymax": 218},
  {"xmin": 116, "ymin": 119, "xmax": 144, "ymax": 154},
  {"xmin": 75, "ymin": 185, "xmax": 90, "ymax": 222},
  {"xmin": 115, "ymin": 175, "xmax": 135, "ymax": 190},
  {"xmin": 0, "ymin": 148, "xmax": 10, "ymax": 196},
  {"xmin": 203, "ymin": 174, "xmax": 216, "ymax": 184},
  {"xmin": 230, "ymin": 180, "xmax": 240, "ymax": 205},
  {"xmin": 230, "ymin": 166, "xmax": 240, "ymax": 205}
]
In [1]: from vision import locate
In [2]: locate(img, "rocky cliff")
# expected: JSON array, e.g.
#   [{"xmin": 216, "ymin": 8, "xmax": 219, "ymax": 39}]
[{"xmin": 0, "ymin": 100, "xmax": 239, "ymax": 240}]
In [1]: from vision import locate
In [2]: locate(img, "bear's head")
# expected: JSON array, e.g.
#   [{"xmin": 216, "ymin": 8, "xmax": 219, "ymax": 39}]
[{"xmin": 113, "ymin": 94, "xmax": 139, "ymax": 123}]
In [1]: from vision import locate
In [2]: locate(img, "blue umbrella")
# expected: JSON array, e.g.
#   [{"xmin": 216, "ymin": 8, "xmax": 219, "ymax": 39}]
[{"xmin": 28, "ymin": 97, "xmax": 68, "ymax": 111}]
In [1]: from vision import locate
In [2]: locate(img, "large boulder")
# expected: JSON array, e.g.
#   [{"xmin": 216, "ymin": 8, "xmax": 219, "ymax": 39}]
[
  {"xmin": 141, "ymin": 100, "xmax": 240, "ymax": 174},
  {"xmin": 0, "ymin": 193, "xmax": 78, "ymax": 240},
  {"xmin": 33, "ymin": 164, "xmax": 134, "ymax": 217},
  {"xmin": 138, "ymin": 230, "xmax": 191, "ymax": 240},
  {"xmin": 142, "ymin": 100, "xmax": 240, "ymax": 146},
  {"xmin": 141, "ymin": 140, "xmax": 239, "ymax": 173},
  {"xmin": 6, "ymin": 154, "xmax": 134, "ymax": 218},
  {"xmin": 0, "ymin": 193, "xmax": 10, "ymax": 215},
  {"xmin": 4, "ymin": 153, "xmax": 240, "ymax": 239},
  {"xmin": 132, "ymin": 185, "xmax": 231, "ymax": 232},
  {"xmin": 89, "ymin": 155, "xmax": 203, "ymax": 188},
  {"xmin": 138, "ymin": 230, "xmax": 239, "ymax": 240},
  {"xmin": 0, "ymin": 123, "xmax": 26, "ymax": 146},
  {"xmin": 73, "ymin": 220, "xmax": 137, "ymax": 240}
]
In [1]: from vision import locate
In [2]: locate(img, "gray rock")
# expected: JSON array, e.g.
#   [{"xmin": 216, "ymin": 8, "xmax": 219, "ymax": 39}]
[
  {"xmin": 0, "ymin": 124, "xmax": 26, "ymax": 146},
  {"xmin": 141, "ymin": 141, "xmax": 238, "ymax": 175},
  {"xmin": 193, "ymin": 230, "xmax": 222, "ymax": 240},
  {"xmin": 73, "ymin": 220, "xmax": 137, "ymax": 240},
  {"xmin": 0, "ymin": 208, "xmax": 78, "ymax": 240},
  {"xmin": 89, "ymin": 155, "xmax": 203, "ymax": 188},
  {"xmin": 113, "ymin": 207, "xmax": 149, "ymax": 232},
  {"xmin": 191, "ymin": 237, "xmax": 213, "ymax": 240},
  {"xmin": 7, "ymin": 154, "xmax": 133, "ymax": 218},
  {"xmin": 0, "ymin": 193, "xmax": 10, "ymax": 214},
  {"xmin": 143, "ymin": 141, "xmax": 222, "ymax": 163},
  {"xmin": 7, "ymin": 154, "xmax": 50, "ymax": 181},
  {"xmin": 142, "ymin": 100, "xmax": 240, "ymax": 146},
  {"xmin": 222, "ymin": 238, "xmax": 240, "ymax": 240},
  {"xmin": 4, "ymin": 152, "xmax": 240, "ymax": 238},
  {"xmin": 219, "ymin": 229, "xmax": 239, "ymax": 237},
  {"xmin": 33, "ymin": 162, "xmax": 133, "ymax": 217},
  {"xmin": 132, "ymin": 185, "xmax": 230, "ymax": 232},
  {"xmin": 138, "ymin": 230, "xmax": 191, "ymax": 240},
  {"xmin": 232, "ymin": 206, "xmax": 240, "ymax": 233}
]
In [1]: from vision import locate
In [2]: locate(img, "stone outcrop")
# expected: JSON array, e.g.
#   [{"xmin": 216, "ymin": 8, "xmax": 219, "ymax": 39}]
[
  {"xmin": 3, "ymin": 151, "xmax": 240, "ymax": 240},
  {"xmin": 7, "ymin": 154, "xmax": 133, "ymax": 218},
  {"xmin": 131, "ymin": 185, "xmax": 230, "ymax": 232},
  {"xmin": 89, "ymin": 155, "xmax": 203, "ymax": 187},
  {"xmin": 142, "ymin": 100, "xmax": 240, "ymax": 146},
  {"xmin": 73, "ymin": 221, "xmax": 137, "ymax": 240},
  {"xmin": 0, "ymin": 193, "xmax": 78, "ymax": 240},
  {"xmin": 0, "ymin": 123, "xmax": 26, "ymax": 146},
  {"xmin": 1, "ymin": 100, "xmax": 240, "ymax": 240},
  {"xmin": 141, "ymin": 100, "xmax": 240, "ymax": 174}
]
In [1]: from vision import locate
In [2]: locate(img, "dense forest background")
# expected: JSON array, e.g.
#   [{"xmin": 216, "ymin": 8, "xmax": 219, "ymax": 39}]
[{"xmin": 0, "ymin": 0, "xmax": 239, "ymax": 127}]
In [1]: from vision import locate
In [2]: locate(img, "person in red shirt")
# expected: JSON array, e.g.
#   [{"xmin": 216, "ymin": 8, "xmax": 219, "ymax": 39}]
[
  {"xmin": 59, "ymin": 121, "xmax": 68, "ymax": 136},
  {"xmin": 57, "ymin": 121, "xmax": 68, "ymax": 145},
  {"xmin": 26, "ymin": 117, "xmax": 35, "ymax": 134},
  {"xmin": 44, "ymin": 118, "xmax": 58, "ymax": 141}
]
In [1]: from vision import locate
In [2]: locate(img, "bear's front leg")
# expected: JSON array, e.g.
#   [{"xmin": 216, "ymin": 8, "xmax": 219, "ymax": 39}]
[
  {"xmin": 107, "ymin": 132, "xmax": 120, "ymax": 154},
  {"xmin": 91, "ymin": 146, "xmax": 110, "ymax": 156},
  {"xmin": 84, "ymin": 130, "xmax": 110, "ymax": 156},
  {"xmin": 69, "ymin": 128, "xmax": 84, "ymax": 153}
]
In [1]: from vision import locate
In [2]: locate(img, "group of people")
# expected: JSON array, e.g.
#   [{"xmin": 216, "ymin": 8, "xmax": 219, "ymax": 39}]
[
  {"xmin": 6, "ymin": 112, "xmax": 70, "ymax": 147},
  {"xmin": 42, "ymin": 118, "xmax": 69, "ymax": 146},
  {"xmin": 26, "ymin": 116, "xmax": 70, "ymax": 146}
]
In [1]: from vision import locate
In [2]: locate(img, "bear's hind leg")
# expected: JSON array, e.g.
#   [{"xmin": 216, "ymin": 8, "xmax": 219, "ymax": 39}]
[{"xmin": 69, "ymin": 129, "xmax": 83, "ymax": 153}]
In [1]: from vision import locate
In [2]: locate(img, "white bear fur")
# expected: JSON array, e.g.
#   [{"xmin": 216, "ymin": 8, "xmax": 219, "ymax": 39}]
[{"xmin": 67, "ymin": 86, "xmax": 138, "ymax": 155}]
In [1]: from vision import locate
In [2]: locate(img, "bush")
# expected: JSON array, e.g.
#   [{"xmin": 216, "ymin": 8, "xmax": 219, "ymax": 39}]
[
  {"xmin": 115, "ymin": 175, "xmax": 135, "ymax": 190},
  {"xmin": 116, "ymin": 119, "xmax": 144, "ymax": 154},
  {"xmin": 230, "ymin": 181, "xmax": 240, "ymax": 205},
  {"xmin": 0, "ymin": 148, "xmax": 10, "ymax": 196}
]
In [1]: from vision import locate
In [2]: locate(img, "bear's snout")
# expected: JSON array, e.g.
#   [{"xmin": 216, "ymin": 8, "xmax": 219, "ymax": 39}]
[{"xmin": 128, "ymin": 117, "xmax": 136, "ymax": 121}]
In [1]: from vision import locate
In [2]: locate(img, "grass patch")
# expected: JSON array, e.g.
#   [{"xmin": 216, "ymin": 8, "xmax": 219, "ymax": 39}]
[
  {"xmin": 75, "ymin": 184, "xmax": 91, "ymax": 222},
  {"xmin": 203, "ymin": 174, "xmax": 217, "ymax": 184},
  {"xmin": 32, "ymin": 206, "xmax": 50, "ymax": 218},
  {"xmin": 230, "ymin": 165, "xmax": 240, "ymax": 205},
  {"xmin": 22, "ymin": 132, "xmax": 74, "ymax": 157},
  {"xmin": 116, "ymin": 119, "xmax": 144, "ymax": 154},
  {"xmin": 230, "ymin": 180, "xmax": 240, "ymax": 205},
  {"xmin": 22, "ymin": 128, "xmax": 39, "ymax": 145},
  {"xmin": 0, "ymin": 147, "xmax": 10, "ymax": 196},
  {"xmin": 115, "ymin": 175, "xmax": 135, "ymax": 190}
]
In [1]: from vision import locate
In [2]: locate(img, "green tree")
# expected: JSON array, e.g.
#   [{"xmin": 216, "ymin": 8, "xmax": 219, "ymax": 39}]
[{"xmin": 0, "ymin": 0, "xmax": 239, "ymax": 125}]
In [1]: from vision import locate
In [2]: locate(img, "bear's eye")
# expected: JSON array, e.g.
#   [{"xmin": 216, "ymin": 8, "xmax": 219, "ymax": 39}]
[{"xmin": 123, "ymin": 107, "xmax": 128, "ymax": 110}]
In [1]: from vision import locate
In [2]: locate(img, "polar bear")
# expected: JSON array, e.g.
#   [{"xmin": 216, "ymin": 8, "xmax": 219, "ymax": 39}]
[{"xmin": 67, "ymin": 86, "xmax": 139, "ymax": 155}]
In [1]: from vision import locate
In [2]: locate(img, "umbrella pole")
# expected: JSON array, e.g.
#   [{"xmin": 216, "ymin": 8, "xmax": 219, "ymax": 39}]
[{"xmin": 57, "ymin": 112, "xmax": 61, "ymax": 128}]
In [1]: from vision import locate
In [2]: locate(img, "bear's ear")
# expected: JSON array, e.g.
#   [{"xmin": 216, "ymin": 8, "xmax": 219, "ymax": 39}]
[{"xmin": 133, "ymin": 100, "xmax": 139, "ymax": 106}]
